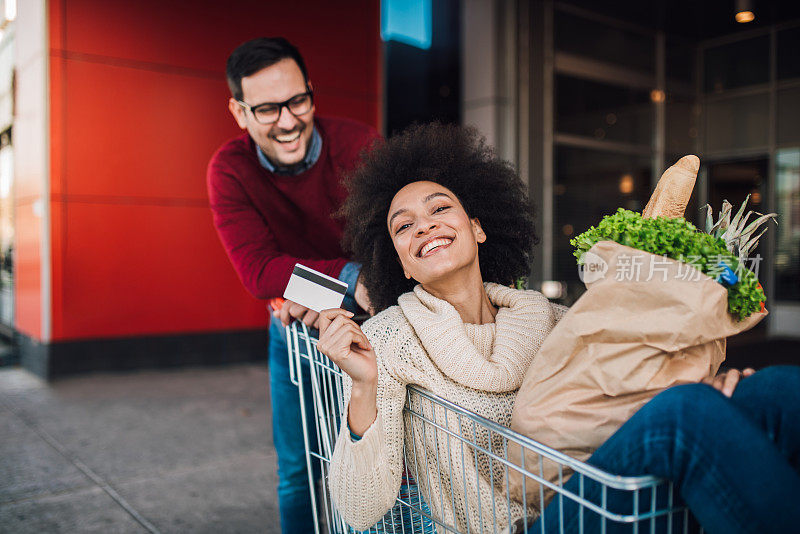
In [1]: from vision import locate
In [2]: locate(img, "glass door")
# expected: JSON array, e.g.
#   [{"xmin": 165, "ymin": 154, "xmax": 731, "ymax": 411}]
[
  {"xmin": 0, "ymin": 127, "xmax": 12, "ymax": 331},
  {"xmin": 550, "ymin": 4, "xmax": 658, "ymax": 303},
  {"xmin": 706, "ymin": 157, "xmax": 770, "ymax": 338}
]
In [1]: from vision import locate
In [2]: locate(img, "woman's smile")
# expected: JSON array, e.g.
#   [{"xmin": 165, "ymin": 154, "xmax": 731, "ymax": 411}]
[
  {"xmin": 387, "ymin": 180, "xmax": 485, "ymax": 286},
  {"xmin": 418, "ymin": 237, "xmax": 454, "ymax": 257}
]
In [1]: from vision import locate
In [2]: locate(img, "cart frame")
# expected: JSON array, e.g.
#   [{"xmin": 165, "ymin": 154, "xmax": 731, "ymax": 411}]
[{"xmin": 287, "ymin": 322, "xmax": 699, "ymax": 534}]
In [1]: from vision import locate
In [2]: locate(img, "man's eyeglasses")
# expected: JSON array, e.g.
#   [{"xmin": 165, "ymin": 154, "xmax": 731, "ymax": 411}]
[{"xmin": 237, "ymin": 90, "xmax": 314, "ymax": 125}]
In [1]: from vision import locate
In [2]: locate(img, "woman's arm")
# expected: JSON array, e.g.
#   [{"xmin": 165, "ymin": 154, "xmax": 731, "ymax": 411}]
[
  {"xmin": 318, "ymin": 309, "xmax": 379, "ymax": 434},
  {"xmin": 348, "ymin": 380, "xmax": 378, "ymax": 436},
  {"xmin": 318, "ymin": 309, "xmax": 408, "ymax": 530}
]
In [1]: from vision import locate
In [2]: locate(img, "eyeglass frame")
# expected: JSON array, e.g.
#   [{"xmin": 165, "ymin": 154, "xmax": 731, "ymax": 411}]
[{"xmin": 236, "ymin": 88, "xmax": 315, "ymax": 125}]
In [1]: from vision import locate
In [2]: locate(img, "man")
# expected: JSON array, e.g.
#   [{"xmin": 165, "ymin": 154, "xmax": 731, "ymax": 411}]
[{"xmin": 207, "ymin": 37, "xmax": 378, "ymax": 532}]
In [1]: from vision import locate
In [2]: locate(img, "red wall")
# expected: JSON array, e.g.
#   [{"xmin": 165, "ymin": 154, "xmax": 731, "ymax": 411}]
[{"xmin": 46, "ymin": 0, "xmax": 381, "ymax": 341}]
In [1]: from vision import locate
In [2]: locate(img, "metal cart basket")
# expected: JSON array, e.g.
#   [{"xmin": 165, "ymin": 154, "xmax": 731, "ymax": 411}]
[{"xmin": 287, "ymin": 322, "xmax": 699, "ymax": 534}]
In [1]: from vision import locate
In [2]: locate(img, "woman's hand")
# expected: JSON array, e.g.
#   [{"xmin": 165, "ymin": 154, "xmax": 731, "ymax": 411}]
[
  {"xmin": 318, "ymin": 309, "xmax": 378, "ymax": 386},
  {"xmin": 318, "ymin": 309, "xmax": 379, "ymax": 436},
  {"xmin": 702, "ymin": 367, "xmax": 755, "ymax": 397}
]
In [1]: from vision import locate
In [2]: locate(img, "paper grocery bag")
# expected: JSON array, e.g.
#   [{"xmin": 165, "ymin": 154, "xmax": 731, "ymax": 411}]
[{"xmin": 506, "ymin": 240, "xmax": 766, "ymax": 511}]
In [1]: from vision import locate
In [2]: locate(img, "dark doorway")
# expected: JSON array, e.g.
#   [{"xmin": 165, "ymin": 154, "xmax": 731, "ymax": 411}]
[
  {"xmin": 383, "ymin": 0, "xmax": 460, "ymax": 136},
  {"xmin": 708, "ymin": 159, "xmax": 768, "ymax": 217},
  {"xmin": 707, "ymin": 158, "xmax": 770, "ymax": 343}
]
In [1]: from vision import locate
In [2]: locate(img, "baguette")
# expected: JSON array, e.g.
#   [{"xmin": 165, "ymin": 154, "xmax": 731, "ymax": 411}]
[{"xmin": 642, "ymin": 155, "xmax": 699, "ymax": 220}]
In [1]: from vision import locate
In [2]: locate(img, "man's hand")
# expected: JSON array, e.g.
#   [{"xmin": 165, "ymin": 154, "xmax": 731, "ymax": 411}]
[
  {"xmin": 273, "ymin": 299, "xmax": 320, "ymax": 329},
  {"xmin": 354, "ymin": 277, "xmax": 374, "ymax": 316},
  {"xmin": 702, "ymin": 367, "xmax": 755, "ymax": 397}
]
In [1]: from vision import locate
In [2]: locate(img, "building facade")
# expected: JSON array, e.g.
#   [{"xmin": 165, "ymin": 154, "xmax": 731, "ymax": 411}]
[
  {"xmin": 2, "ymin": 0, "xmax": 797, "ymax": 377},
  {"xmin": 6, "ymin": 0, "xmax": 381, "ymax": 377},
  {"xmin": 462, "ymin": 0, "xmax": 800, "ymax": 340}
]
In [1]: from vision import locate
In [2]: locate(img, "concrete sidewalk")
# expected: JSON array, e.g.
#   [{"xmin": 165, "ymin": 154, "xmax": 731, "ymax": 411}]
[{"xmin": 0, "ymin": 364, "xmax": 280, "ymax": 534}]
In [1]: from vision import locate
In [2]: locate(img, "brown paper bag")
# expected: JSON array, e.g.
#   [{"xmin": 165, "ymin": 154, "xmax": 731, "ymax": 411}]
[{"xmin": 507, "ymin": 240, "xmax": 766, "ymax": 511}]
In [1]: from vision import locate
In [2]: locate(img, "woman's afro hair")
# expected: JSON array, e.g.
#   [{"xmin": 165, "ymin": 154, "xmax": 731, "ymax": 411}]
[{"xmin": 341, "ymin": 122, "xmax": 538, "ymax": 313}]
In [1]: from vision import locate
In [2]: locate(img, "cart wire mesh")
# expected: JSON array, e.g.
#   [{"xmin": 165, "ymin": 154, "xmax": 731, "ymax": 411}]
[{"xmin": 286, "ymin": 322, "xmax": 699, "ymax": 534}]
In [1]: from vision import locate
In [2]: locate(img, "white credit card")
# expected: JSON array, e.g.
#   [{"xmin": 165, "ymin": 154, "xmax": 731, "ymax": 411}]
[{"xmin": 283, "ymin": 263, "xmax": 348, "ymax": 313}]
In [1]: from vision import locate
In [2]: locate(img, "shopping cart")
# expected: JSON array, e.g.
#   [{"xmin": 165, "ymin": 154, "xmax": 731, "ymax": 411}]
[{"xmin": 287, "ymin": 322, "xmax": 699, "ymax": 534}]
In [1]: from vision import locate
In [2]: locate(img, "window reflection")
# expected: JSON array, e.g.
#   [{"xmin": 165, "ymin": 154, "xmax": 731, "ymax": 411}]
[
  {"xmin": 778, "ymin": 27, "xmax": 800, "ymax": 80},
  {"xmin": 665, "ymin": 97, "xmax": 697, "ymax": 156},
  {"xmin": 554, "ymin": 10, "xmax": 654, "ymax": 73},
  {"xmin": 555, "ymin": 75, "xmax": 652, "ymax": 145},
  {"xmin": 705, "ymin": 93, "xmax": 769, "ymax": 152},
  {"xmin": 0, "ymin": 132, "xmax": 12, "ymax": 326},
  {"xmin": 778, "ymin": 87, "xmax": 800, "ymax": 146},
  {"xmin": 776, "ymin": 149, "xmax": 800, "ymax": 302},
  {"xmin": 704, "ymin": 36, "xmax": 769, "ymax": 93},
  {"xmin": 554, "ymin": 147, "xmax": 651, "ymax": 303}
]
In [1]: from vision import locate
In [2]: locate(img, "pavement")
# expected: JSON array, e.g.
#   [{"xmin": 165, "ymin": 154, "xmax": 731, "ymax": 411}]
[
  {"xmin": 0, "ymin": 364, "xmax": 281, "ymax": 534},
  {"xmin": 0, "ymin": 336, "xmax": 795, "ymax": 534}
]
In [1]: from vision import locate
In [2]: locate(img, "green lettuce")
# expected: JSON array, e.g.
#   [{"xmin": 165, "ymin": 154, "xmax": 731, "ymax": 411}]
[{"xmin": 570, "ymin": 208, "xmax": 765, "ymax": 320}]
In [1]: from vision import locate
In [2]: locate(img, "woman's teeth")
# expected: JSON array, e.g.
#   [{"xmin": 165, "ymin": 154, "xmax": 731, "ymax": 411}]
[
  {"xmin": 420, "ymin": 238, "xmax": 452, "ymax": 257},
  {"xmin": 275, "ymin": 132, "xmax": 301, "ymax": 143}
]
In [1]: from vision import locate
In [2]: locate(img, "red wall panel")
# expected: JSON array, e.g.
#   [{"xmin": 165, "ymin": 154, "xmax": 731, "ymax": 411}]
[
  {"xmin": 47, "ymin": 0, "xmax": 381, "ymax": 341},
  {"xmin": 54, "ymin": 0, "xmax": 381, "ymax": 105},
  {"xmin": 60, "ymin": 59, "xmax": 233, "ymax": 200},
  {"xmin": 56, "ymin": 201, "xmax": 265, "ymax": 339}
]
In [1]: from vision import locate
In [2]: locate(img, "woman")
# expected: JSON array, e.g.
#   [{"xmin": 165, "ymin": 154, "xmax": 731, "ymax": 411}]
[{"xmin": 317, "ymin": 123, "xmax": 800, "ymax": 533}]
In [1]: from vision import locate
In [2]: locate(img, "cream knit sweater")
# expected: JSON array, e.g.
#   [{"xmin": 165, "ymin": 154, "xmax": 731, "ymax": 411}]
[{"xmin": 328, "ymin": 283, "xmax": 567, "ymax": 532}]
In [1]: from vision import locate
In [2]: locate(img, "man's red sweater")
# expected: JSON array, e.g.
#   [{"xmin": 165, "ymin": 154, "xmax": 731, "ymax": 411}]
[{"xmin": 207, "ymin": 116, "xmax": 380, "ymax": 299}]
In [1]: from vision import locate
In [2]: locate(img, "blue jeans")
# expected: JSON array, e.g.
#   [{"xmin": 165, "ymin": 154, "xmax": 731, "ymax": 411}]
[
  {"xmin": 532, "ymin": 366, "xmax": 800, "ymax": 534},
  {"xmin": 268, "ymin": 318, "xmax": 320, "ymax": 534}
]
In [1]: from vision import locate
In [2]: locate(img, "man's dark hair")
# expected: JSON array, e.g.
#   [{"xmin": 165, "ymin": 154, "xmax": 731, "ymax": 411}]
[
  {"xmin": 226, "ymin": 37, "xmax": 309, "ymax": 101},
  {"xmin": 341, "ymin": 122, "xmax": 538, "ymax": 313}
]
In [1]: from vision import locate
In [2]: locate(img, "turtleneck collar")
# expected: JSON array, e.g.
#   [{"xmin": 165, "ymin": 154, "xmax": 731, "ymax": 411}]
[{"xmin": 397, "ymin": 282, "xmax": 559, "ymax": 392}]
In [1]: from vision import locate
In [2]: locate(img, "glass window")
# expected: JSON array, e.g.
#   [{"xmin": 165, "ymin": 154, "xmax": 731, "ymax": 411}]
[
  {"xmin": 778, "ymin": 86, "xmax": 800, "ymax": 147},
  {"xmin": 707, "ymin": 159, "xmax": 769, "ymax": 288},
  {"xmin": 705, "ymin": 93, "xmax": 769, "ymax": 152},
  {"xmin": 704, "ymin": 36, "xmax": 769, "ymax": 93},
  {"xmin": 707, "ymin": 159, "xmax": 768, "ymax": 220},
  {"xmin": 778, "ymin": 27, "xmax": 800, "ymax": 81},
  {"xmin": 775, "ymin": 149, "xmax": 800, "ymax": 302},
  {"xmin": 554, "ymin": 147, "xmax": 652, "ymax": 302},
  {"xmin": 666, "ymin": 37, "xmax": 695, "ymax": 84},
  {"xmin": 554, "ymin": 10, "xmax": 654, "ymax": 73},
  {"xmin": 0, "ymin": 133, "xmax": 12, "ymax": 326},
  {"xmin": 555, "ymin": 75, "xmax": 652, "ymax": 145},
  {"xmin": 0, "ymin": 40, "xmax": 12, "ymax": 131},
  {"xmin": 665, "ymin": 96, "xmax": 697, "ymax": 156}
]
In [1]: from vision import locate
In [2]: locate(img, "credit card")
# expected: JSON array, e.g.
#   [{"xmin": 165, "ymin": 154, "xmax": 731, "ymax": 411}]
[{"xmin": 282, "ymin": 263, "xmax": 348, "ymax": 313}]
